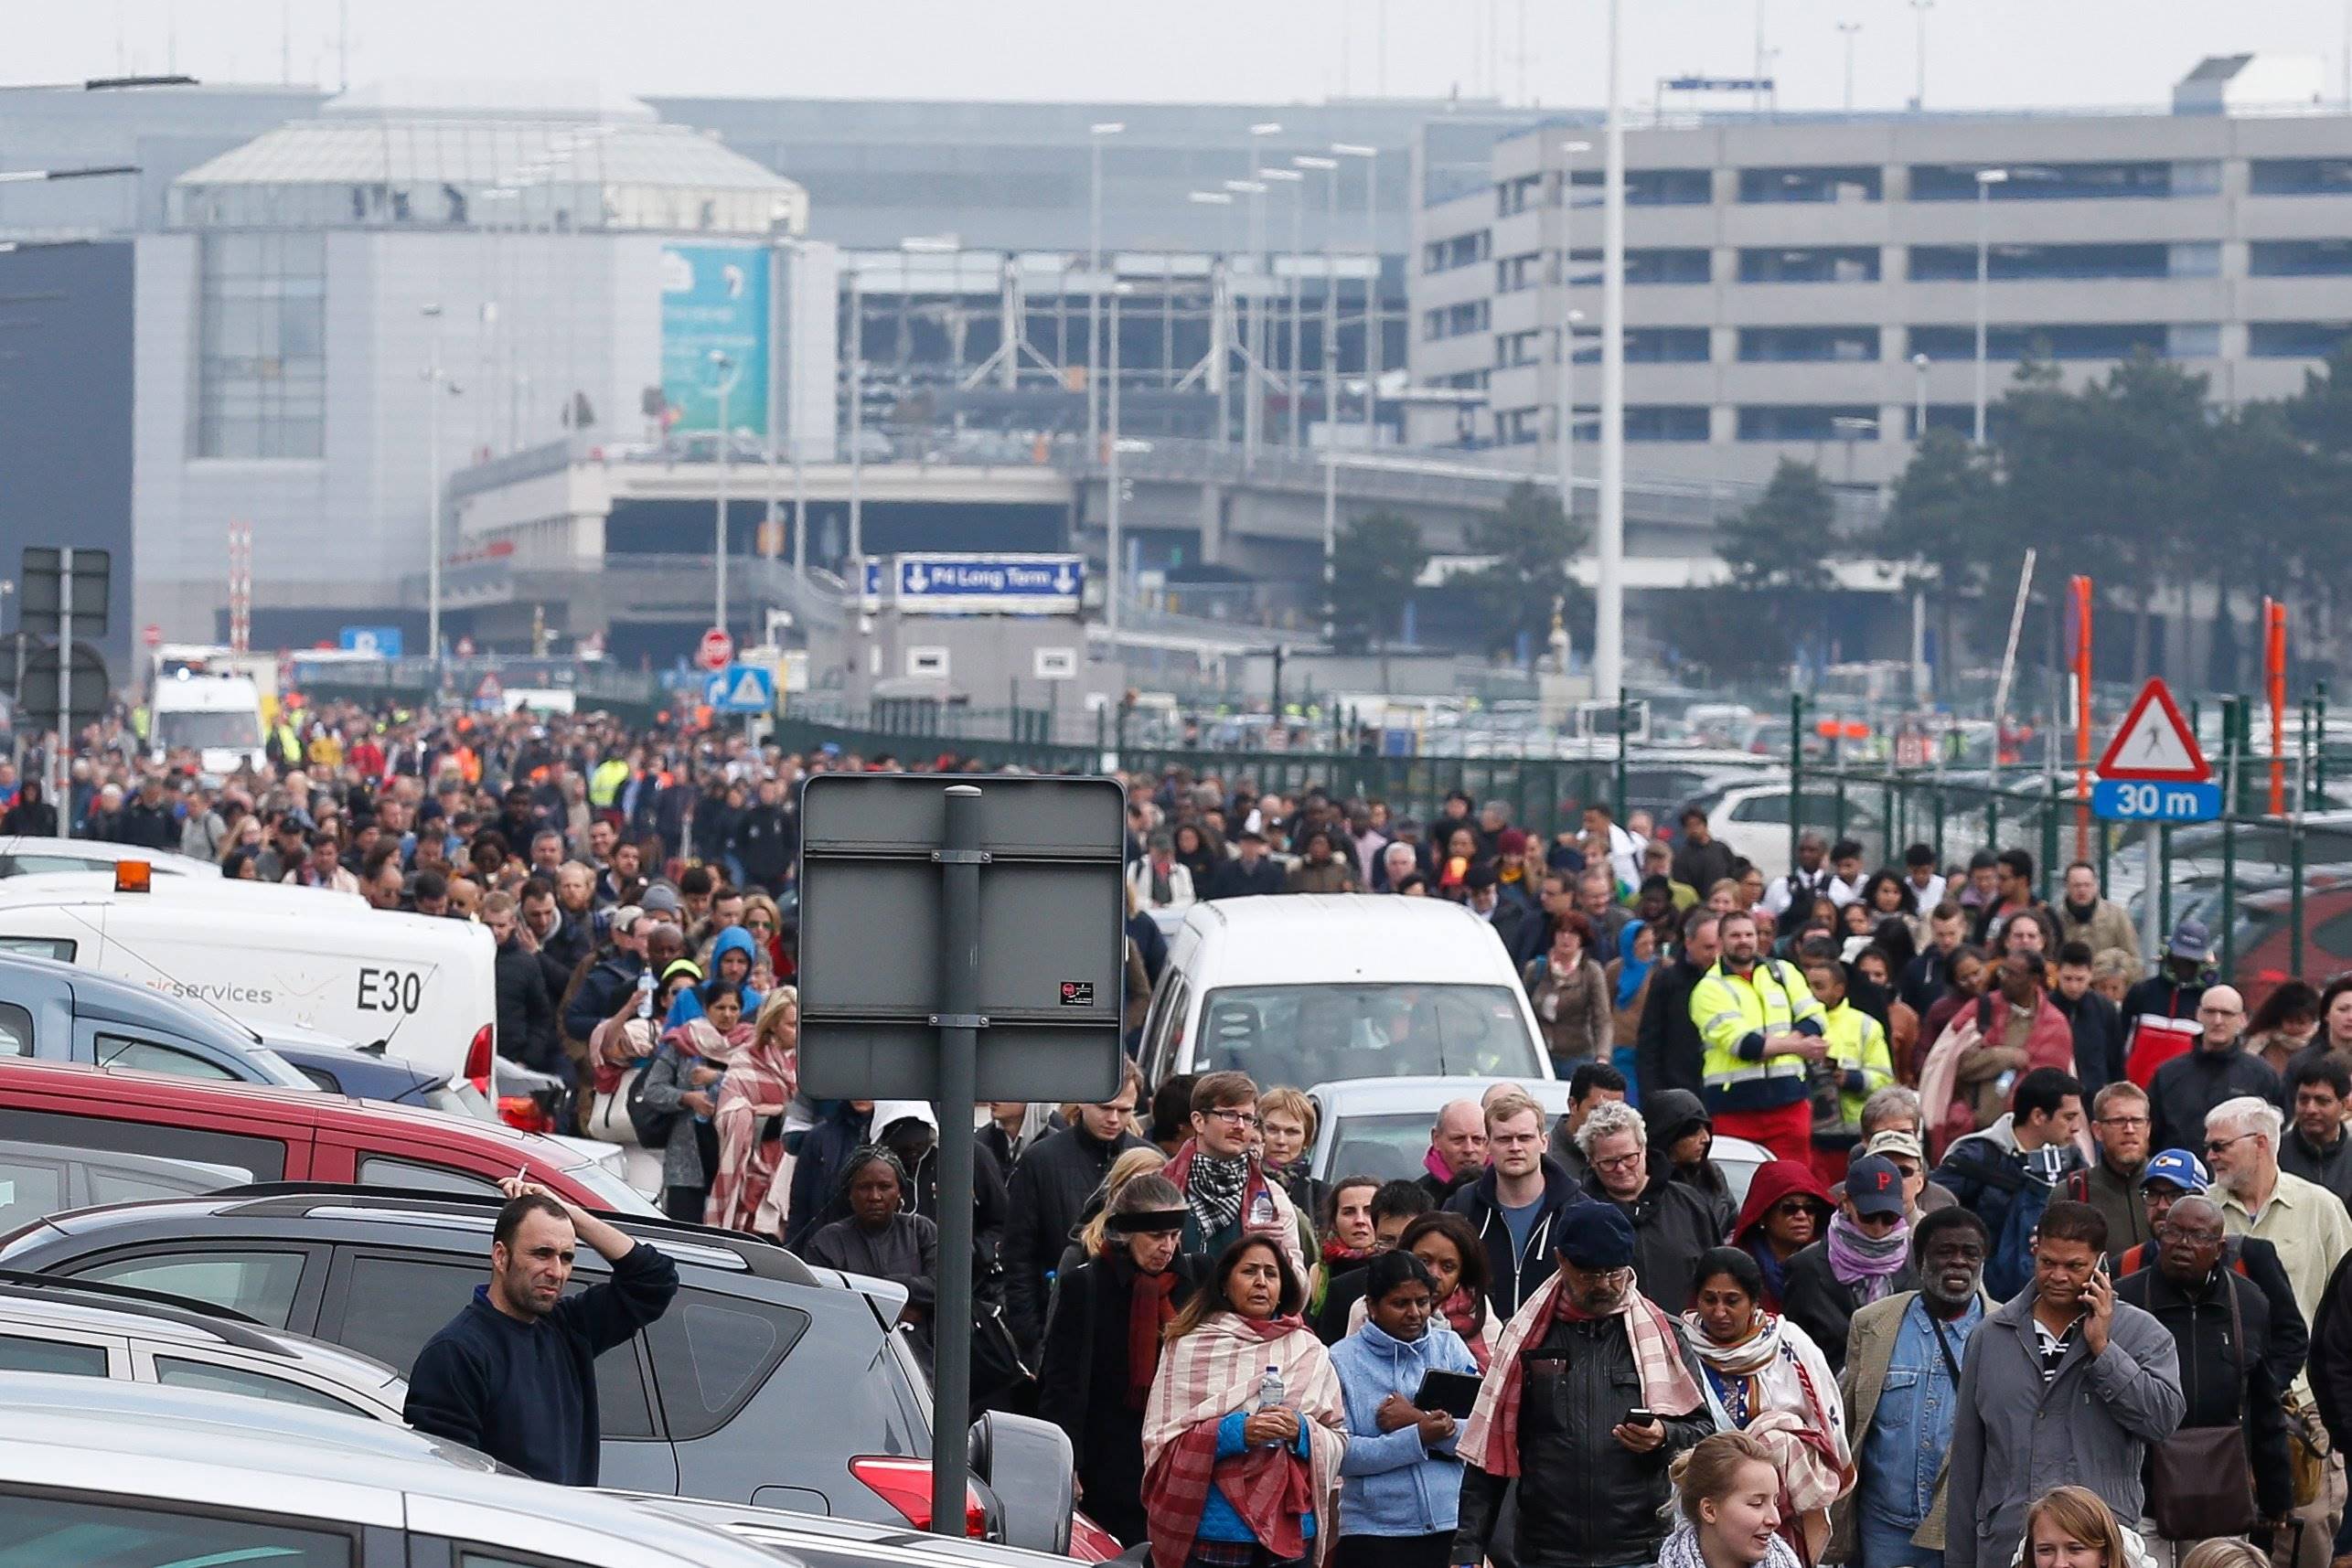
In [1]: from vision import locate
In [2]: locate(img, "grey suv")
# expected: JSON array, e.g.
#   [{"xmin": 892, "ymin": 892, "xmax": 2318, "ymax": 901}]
[{"xmin": 0, "ymin": 1185, "xmax": 1075, "ymax": 1551}]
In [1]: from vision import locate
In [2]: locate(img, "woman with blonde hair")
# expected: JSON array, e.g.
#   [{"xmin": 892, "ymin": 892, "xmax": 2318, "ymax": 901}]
[
  {"xmin": 2011, "ymin": 1487, "xmax": 2154, "ymax": 1568},
  {"xmin": 706, "ymin": 986, "xmax": 799, "ymax": 1236},
  {"xmin": 1659, "ymin": 1431, "xmax": 1801, "ymax": 1568},
  {"xmin": 1060, "ymin": 1146, "xmax": 1172, "ymax": 1281}
]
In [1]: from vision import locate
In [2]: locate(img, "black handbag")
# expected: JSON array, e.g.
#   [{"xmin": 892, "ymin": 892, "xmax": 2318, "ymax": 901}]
[
  {"xmin": 2147, "ymin": 1274, "xmax": 2259, "ymax": 1541},
  {"xmin": 625, "ymin": 1051, "xmax": 680, "ymax": 1148}
]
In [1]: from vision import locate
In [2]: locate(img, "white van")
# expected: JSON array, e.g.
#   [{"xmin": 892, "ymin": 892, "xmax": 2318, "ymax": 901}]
[
  {"xmin": 0, "ymin": 872, "xmax": 497, "ymax": 1091},
  {"xmin": 1136, "ymin": 895, "xmax": 1554, "ymax": 1089},
  {"xmin": 147, "ymin": 668, "xmax": 268, "ymax": 775}
]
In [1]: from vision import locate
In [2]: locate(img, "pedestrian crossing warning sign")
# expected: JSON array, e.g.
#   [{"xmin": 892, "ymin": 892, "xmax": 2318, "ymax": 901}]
[{"xmin": 2096, "ymin": 677, "xmax": 2210, "ymax": 783}]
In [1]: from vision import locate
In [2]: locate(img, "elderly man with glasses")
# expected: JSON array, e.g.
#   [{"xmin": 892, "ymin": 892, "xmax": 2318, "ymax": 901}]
[
  {"xmin": 2209, "ymin": 1094, "xmax": 2352, "ymax": 1345},
  {"xmin": 2151, "ymin": 984, "xmax": 2284, "ymax": 1155}
]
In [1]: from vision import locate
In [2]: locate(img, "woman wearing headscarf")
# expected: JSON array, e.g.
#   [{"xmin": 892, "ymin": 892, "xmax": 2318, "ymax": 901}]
[
  {"xmin": 805, "ymin": 1146, "xmax": 940, "ymax": 1368},
  {"xmin": 1143, "ymin": 1235, "xmax": 1349, "ymax": 1568},
  {"xmin": 1609, "ymin": 921, "xmax": 1658, "ymax": 1097},
  {"xmin": 704, "ymin": 924, "xmax": 765, "ymax": 1014},
  {"xmin": 1679, "ymin": 1247, "xmax": 1854, "ymax": 1566},
  {"xmin": 707, "ymin": 987, "xmax": 798, "ymax": 1237},
  {"xmin": 636, "ymin": 976, "xmax": 754, "ymax": 1222},
  {"xmin": 1038, "ymin": 1173, "xmax": 1204, "ymax": 1548},
  {"xmin": 1727, "ymin": 1160, "xmax": 1834, "ymax": 1312}
]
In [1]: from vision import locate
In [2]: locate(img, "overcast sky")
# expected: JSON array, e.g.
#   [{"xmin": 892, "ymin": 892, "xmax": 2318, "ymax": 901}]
[{"xmin": 30, "ymin": 1, "xmax": 2352, "ymax": 113}]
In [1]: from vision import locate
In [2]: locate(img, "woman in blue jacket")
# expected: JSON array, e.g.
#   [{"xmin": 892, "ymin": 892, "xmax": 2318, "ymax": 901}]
[{"xmin": 1329, "ymin": 1250, "xmax": 1482, "ymax": 1568}]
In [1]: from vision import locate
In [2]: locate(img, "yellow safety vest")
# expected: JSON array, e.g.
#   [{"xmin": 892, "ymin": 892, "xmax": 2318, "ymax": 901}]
[
  {"xmin": 590, "ymin": 758, "xmax": 631, "ymax": 809},
  {"xmin": 1817, "ymin": 998, "xmax": 1895, "ymax": 1132},
  {"xmin": 1690, "ymin": 956, "xmax": 1824, "ymax": 1115}
]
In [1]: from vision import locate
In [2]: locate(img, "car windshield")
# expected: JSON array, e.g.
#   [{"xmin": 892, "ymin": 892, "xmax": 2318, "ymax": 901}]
[
  {"xmin": 563, "ymin": 1157, "xmax": 668, "ymax": 1217},
  {"xmin": 1319, "ymin": 1112, "xmax": 1455, "ymax": 1183},
  {"xmin": 154, "ymin": 709, "xmax": 262, "ymax": 751},
  {"xmin": 1192, "ymin": 983, "xmax": 1541, "ymax": 1084}
]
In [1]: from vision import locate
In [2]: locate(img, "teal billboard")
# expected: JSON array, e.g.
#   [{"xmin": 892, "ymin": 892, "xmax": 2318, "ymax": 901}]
[{"xmin": 660, "ymin": 243, "xmax": 769, "ymax": 435}]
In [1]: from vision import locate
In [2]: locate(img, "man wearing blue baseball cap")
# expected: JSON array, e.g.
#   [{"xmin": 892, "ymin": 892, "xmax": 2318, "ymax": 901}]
[{"xmin": 2116, "ymin": 1148, "xmax": 2307, "ymax": 1397}]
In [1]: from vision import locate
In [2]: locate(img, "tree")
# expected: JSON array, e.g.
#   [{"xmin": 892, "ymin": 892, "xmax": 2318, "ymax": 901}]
[
  {"xmin": 1328, "ymin": 507, "xmax": 1429, "ymax": 688},
  {"xmin": 1464, "ymin": 481, "xmax": 1587, "ymax": 669},
  {"xmin": 1876, "ymin": 430, "xmax": 2000, "ymax": 698},
  {"xmin": 1713, "ymin": 459, "xmax": 1837, "ymax": 673}
]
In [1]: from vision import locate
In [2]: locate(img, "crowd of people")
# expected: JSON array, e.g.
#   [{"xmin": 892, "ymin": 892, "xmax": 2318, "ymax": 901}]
[{"xmin": 46, "ymin": 699, "xmax": 2352, "ymax": 1568}]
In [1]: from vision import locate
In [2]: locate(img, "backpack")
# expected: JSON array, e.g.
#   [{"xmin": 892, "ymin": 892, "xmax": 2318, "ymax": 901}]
[{"xmin": 626, "ymin": 1047, "xmax": 680, "ymax": 1148}]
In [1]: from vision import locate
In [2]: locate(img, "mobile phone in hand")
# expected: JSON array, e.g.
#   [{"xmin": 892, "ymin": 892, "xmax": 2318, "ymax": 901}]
[{"xmin": 1626, "ymin": 1407, "xmax": 1655, "ymax": 1427}]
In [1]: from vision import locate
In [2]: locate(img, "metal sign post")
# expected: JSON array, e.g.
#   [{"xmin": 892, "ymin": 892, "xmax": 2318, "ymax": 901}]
[{"xmin": 797, "ymin": 773, "xmax": 1125, "ymax": 1539}]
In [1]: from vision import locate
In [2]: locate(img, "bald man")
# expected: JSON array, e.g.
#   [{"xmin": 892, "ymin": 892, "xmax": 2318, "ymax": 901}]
[
  {"xmin": 2150, "ymin": 983, "xmax": 2285, "ymax": 1155},
  {"xmin": 1420, "ymin": 1099, "xmax": 1488, "ymax": 1202}
]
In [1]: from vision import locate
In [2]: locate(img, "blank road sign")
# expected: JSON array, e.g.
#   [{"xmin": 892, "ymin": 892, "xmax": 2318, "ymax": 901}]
[{"xmin": 796, "ymin": 773, "xmax": 1127, "ymax": 1103}]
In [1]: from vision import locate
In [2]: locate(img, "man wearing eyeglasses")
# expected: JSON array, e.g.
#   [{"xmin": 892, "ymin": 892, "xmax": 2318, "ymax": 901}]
[
  {"xmin": 2209, "ymin": 1094, "xmax": 2352, "ymax": 1347},
  {"xmin": 2150, "ymin": 985, "xmax": 2283, "ymax": 1156},
  {"xmin": 1574, "ymin": 1099, "xmax": 1719, "ymax": 1316},
  {"xmin": 2085, "ymin": 1081, "xmax": 2157, "ymax": 1253},
  {"xmin": 1165, "ymin": 1070, "xmax": 1306, "ymax": 1276}
]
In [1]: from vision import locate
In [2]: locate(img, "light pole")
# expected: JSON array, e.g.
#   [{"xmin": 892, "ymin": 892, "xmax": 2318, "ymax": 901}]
[
  {"xmin": 1908, "ymin": 0, "xmax": 1932, "ymax": 109},
  {"xmin": 1974, "ymin": 166, "xmax": 2008, "ymax": 445},
  {"xmin": 1596, "ymin": 0, "xmax": 1628, "ymax": 703},
  {"xmin": 1295, "ymin": 154, "xmax": 1340, "ymax": 446},
  {"xmin": 1836, "ymin": 22, "xmax": 1862, "ymax": 111},
  {"xmin": 1225, "ymin": 175, "xmax": 1270, "ymax": 464},
  {"xmin": 1086, "ymin": 121, "xmax": 1123, "ymax": 448},
  {"xmin": 1911, "ymin": 350, "xmax": 1930, "ymax": 442},
  {"xmin": 1107, "ymin": 282, "xmax": 1129, "ymax": 647},
  {"xmin": 708, "ymin": 348, "xmax": 738, "ymax": 637},
  {"xmin": 846, "ymin": 265, "xmax": 865, "ymax": 567},
  {"xmin": 422, "ymin": 303, "xmax": 444, "ymax": 677},
  {"xmin": 1262, "ymin": 166, "xmax": 1305, "ymax": 448},
  {"xmin": 1557, "ymin": 140, "xmax": 1591, "ymax": 517},
  {"xmin": 1333, "ymin": 144, "xmax": 1380, "ymax": 441}
]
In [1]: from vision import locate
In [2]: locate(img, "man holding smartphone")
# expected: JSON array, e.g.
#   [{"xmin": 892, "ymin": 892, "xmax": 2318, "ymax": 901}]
[{"xmin": 1451, "ymin": 1204, "xmax": 1711, "ymax": 1568}]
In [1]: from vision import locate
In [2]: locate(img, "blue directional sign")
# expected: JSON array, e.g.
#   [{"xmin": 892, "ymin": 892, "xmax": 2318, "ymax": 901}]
[
  {"xmin": 861, "ymin": 558, "xmax": 883, "ymax": 599},
  {"xmin": 338, "ymin": 625, "xmax": 403, "ymax": 658},
  {"xmin": 893, "ymin": 553, "xmax": 1082, "ymax": 616},
  {"xmin": 2090, "ymin": 778, "xmax": 2222, "ymax": 823},
  {"xmin": 702, "ymin": 664, "xmax": 775, "ymax": 714}
]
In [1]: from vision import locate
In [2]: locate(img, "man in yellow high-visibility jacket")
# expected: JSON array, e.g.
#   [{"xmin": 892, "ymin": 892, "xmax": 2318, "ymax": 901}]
[
  {"xmin": 1689, "ymin": 908, "xmax": 1829, "ymax": 1162},
  {"xmin": 1800, "ymin": 950, "xmax": 1897, "ymax": 1186}
]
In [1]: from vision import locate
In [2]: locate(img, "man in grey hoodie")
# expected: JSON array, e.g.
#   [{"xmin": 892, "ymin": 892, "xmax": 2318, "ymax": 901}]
[{"xmin": 1944, "ymin": 1199, "xmax": 2186, "ymax": 1568}]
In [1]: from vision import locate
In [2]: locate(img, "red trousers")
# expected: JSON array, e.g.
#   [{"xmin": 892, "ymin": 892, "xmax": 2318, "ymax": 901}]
[{"xmin": 1714, "ymin": 1101, "xmax": 1812, "ymax": 1165}]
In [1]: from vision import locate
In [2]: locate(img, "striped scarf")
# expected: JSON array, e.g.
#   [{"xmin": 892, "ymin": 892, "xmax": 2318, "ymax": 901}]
[{"xmin": 1459, "ymin": 1273, "xmax": 1704, "ymax": 1478}]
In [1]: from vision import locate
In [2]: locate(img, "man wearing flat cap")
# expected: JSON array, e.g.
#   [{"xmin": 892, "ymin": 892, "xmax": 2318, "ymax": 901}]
[{"xmin": 1452, "ymin": 1202, "xmax": 1713, "ymax": 1568}]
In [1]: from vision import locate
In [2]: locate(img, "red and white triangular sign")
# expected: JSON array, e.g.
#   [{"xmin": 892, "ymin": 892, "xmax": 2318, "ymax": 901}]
[{"xmin": 2097, "ymin": 677, "xmax": 2210, "ymax": 783}]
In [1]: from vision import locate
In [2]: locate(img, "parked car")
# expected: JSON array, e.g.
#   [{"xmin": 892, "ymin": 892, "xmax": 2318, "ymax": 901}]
[
  {"xmin": 1303, "ymin": 1075, "xmax": 1772, "ymax": 1208},
  {"xmin": 0, "ymin": 1185, "xmax": 1080, "ymax": 1552},
  {"xmin": 0, "ymin": 1135, "xmax": 256, "ymax": 1234},
  {"xmin": 0, "ymin": 1269, "xmax": 408, "ymax": 1420},
  {"xmin": 650, "ymin": 1492, "xmax": 1123, "ymax": 1568},
  {"xmin": 0, "ymin": 1375, "xmax": 797, "ymax": 1568},
  {"xmin": 0, "ymin": 1055, "xmax": 659, "ymax": 1215},
  {"xmin": 1137, "ymin": 896, "xmax": 1552, "ymax": 1090},
  {"xmin": 2106, "ymin": 810, "xmax": 2352, "ymax": 913},
  {"xmin": 1683, "ymin": 777, "xmax": 1885, "ymax": 883},
  {"xmin": 0, "ymin": 950, "xmax": 315, "ymax": 1088}
]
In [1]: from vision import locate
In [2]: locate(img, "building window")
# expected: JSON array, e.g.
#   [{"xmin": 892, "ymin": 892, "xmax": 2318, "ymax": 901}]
[
  {"xmin": 1737, "ymin": 326, "xmax": 1879, "ymax": 363},
  {"xmin": 2250, "ymin": 321, "xmax": 2352, "ymax": 358},
  {"xmin": 1497, "ymin": 328, "xmax": 1544, "ymax": 367},
  {"xmin": 1496, "ymin": 173, "xmax": 1544, "ymax": 216},
  {"xmin": 1567, "ymin": 247, "xmax": 1710, "ymax": 285},
  {"xmin": 2250, "ymin": 240, "xmax": 2352, "ymax": 277},
  {"xmin": 1421, "ymin": 301, "xmax": 1489, "ymax": 341},
  {"xmin": 1738, "ymin": 247, "xmax": 1882, "ymax": 283},
  {"xmin": 1907, "ymin": 322, "xmax": 2170, "ymax": 360},
  {"xmin": 1422, "ymin": 230, "xmax": 1490, "ymax": 273},
  {"xmin": 1907, "ymin": 242, "xmax": 2169, "ymax": 283},
  {"xmin": 1908, "ymin": 162, "xmax": 2172, "ymax": 201},
  {"xmin": 1737, "ymin": 405, "xmax": 1881, "ymax": 442},
  {"xmin": 1737, "ymin": 165, "xmax": 1881, "ymax": 204},
  {"xmin": 1624, "ymin": 327, "xmax": 1712, "ymax": 363},
  {"xmin": 1568, "ymin": 167, "xmax": 1713, "ymax": 206},
  {"xmin": 196, "ymin": 232, "xmax": 326, "ymax": 460},
  {"xmin": 2250, "ymin": 158, "xmax": 2352, "ymax": 197},
  {"xmin": 1626, "ymin": 405, "xmax": 1711, "ymax": 442},
  {"xmin": 1496, "ymin": 253, "xmax": 1543, "ymax": 293},
  {"xmin": 1497, "ymin": 408, "xmax": 1545, "ymax": 445}
]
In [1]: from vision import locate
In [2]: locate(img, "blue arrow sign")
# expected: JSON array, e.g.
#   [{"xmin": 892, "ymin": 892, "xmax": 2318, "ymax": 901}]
[
  {"xmin": 702, "ymin": 664, "xmax": 775, "ymax": 714},
  {"xmin": 893, "ymin": 552, "xmax": 1083, "ymax": 614},
  {"xmin": 2090, "ymin": 778, "xmax": 2222, "ymax": 823}
]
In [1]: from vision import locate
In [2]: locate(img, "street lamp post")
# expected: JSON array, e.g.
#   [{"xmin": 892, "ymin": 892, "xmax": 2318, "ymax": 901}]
[
  {"xmin": 1295, "ymin": 155, "xmax": 1340, "ymax": 446},
  {"xmin": 1334, "ymin": 144, "xmax": 1379, "ymax": 440},
  {"xmin": 1557, "ymin": 140, "xmax": 1591, "ymax": 527},
  {"xmin": 1912, "ymin": 351, "xmax": 1930, "ymax": 441},
  {"xmin": 846, "ymin": 268, "xmax": 864, "ymax": 566},
  {"xmin": 1107, "ymin": 283, "xmax": 1128, "ymax": 647},
  {"xmin": 1836, "ymin": 22, "xmax": 1862, "ymax": 111},
  {"xmin": 1262, "ymin": 166, "xmax": 1305, "ymax": 448},
  {"xmin": 1596, "ymin": 0, "xmax": 1628, "ymax": 703},
  {"xmin": 1087, "ymin": 122, "xmax": 1123, "ymax": 448},
  {"xmin": 422, "ymin": 303, "xmax": 445, "ymax": 678},
  {"xmin": 709, "ymin": 348, "xmax": 737, "ymax": 637},
  {"xmin": 1974, "ymin": 166, "xmax": 2009, "ymax": 445}
]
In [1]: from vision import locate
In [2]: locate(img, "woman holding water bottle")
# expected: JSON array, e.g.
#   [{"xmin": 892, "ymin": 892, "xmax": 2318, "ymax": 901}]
[{"xmin": 1144, "ymin": 1234, "xmax": 1349, "ymax": 1568}]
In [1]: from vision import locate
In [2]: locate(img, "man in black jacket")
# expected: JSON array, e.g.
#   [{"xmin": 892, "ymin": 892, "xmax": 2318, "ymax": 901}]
[
  {"xmin": 1899, "ymin": 902, "xmax": 1969, "ymax": 1016},
  {"xmin": 486, "ymin": 892, "xmax": 561, "ymax": 1075},
  {"xmin": 2148, "ymin": 985, "xmax": 2282, "ymax": 1154},
  {"xmin": 405, "ymin": 1182, "xmax": 678, "ymax": 1486},
  {"xmin": 1446, "ymin": 1092, "xmax": 1591, "ymax": 1319},
  {"xmin": 1670, "ymin": 805, "xmax": 1735, "ymax": 897},
  {"xmin": 2124, "ymin": 1152, "xmax": 2308, "ymax": 1395},
  {"xmin": 1451, "ymin": 1202, "xmax": 1711, "ymax": 1568},
  {"xmin": 1781, "ymin": 1155, "xmax": 1919, "ymax": 1373},
  {"xmin": 1000, "ymin": 1064, "xmax": 1148, "ymax": 1354},
  {"xmin": 1577, "ymin": 1099, "xmax": 1722, "ymax": 1316},
  {"xmin": 1209, "ymin": 828, "xmax": 1286, "ymax": 900},
  {"xmin": 1633, "ymin": 908, "xmax": 1719, "ymax": 1101},
  {"xmin": 732, "ymin": 775, "xmax": 796, "ymax": 896},
  {"xmin": 2115, "ymin": 1195, "xmax": 2293, "ymax": 1540},
  {"xmin": 116, "ymin": 773, "xmax": 178, "ymax": 851},
  {"xmin": 2283, "ymin": 1055, "xmax": 2352, "ymax": 1209}
]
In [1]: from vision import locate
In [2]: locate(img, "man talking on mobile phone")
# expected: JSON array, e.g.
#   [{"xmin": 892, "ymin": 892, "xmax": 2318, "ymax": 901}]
[
  {"xmin": 1944, "ymin": 1200, "xmax": 2185, "ymax": 1568},
  {"xmin": 405, "ymin": 1179, "xmax": 679, "ymax": 1485}
]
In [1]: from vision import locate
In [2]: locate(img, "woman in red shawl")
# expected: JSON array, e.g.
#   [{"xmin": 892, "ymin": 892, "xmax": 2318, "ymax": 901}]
[
  {"xmin": 1144, "ymin": 1235, "xmax": 1349, "ymax": 1568},
  {"xmin": 706, "ymin": 986, "xmax": 798, "ymax": 1236},
  {"xmin": 1038, "ymin": 1172, "xmax": 1207, "ymax": 1548},
  {"xmin": 1728, "ymin": 1160, "xmax": 1833, "ymax": 1311}
]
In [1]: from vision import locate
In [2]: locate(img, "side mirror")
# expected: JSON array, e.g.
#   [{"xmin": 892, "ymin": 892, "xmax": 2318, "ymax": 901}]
[{"xmin": 968, "ymin": 1410, "xmax": 1074, "ymax": 1555}]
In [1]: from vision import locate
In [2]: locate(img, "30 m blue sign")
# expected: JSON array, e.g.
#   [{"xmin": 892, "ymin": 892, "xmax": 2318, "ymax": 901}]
[{"xmin": 2090, "ymin": 778, "xmax": 2222, "ymax": 823}]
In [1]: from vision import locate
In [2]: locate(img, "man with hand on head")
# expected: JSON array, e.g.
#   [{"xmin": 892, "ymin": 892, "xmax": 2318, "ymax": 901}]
[{"xmin": 404, "ymin": 1179, "xmax": 678, "ymax": 1486}]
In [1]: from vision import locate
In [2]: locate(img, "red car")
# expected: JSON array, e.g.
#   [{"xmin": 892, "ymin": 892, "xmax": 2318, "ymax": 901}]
[{"xmin": 0, "ymin": 1055, "xmax": 657, "ymax": 1217}]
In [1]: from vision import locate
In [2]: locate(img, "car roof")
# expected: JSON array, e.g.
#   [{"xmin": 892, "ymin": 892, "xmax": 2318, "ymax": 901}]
[
  {"xmin": 0, "ymin": 1054, "xmax": 591, "ymax": 1168},
  {"xmin": 0, "ymin": 1276, "xmax": 404, "ymax": 1393},
  {"xmin": 0, "ymin": 1375, "xmax": 791, "ymax": 1566},
  {"xmin": 0, "ymin": 836, "xmax": 219, "ymax": 876},
  {"xmin": 0, "ymin": 949, "xmax": 270, "ymax": 1050},
  {"xmin": 0, "ymin": 867, "xmax": 363, "ymax": 911},
  {"xmin": 11, "ymin": 1185, "xmax": 822, "ymax": 1288},
  {"xmin": 641, "ymin": 1493, "xmax": 1072, "ymax": 1568},
  {"xmin": 1176, "ymin": 895, "xmax": 1519, "ymax": 988},
  {"xmin": 1307, "ymin": 1075, "xmax": 1576, "ymax": 1119}
]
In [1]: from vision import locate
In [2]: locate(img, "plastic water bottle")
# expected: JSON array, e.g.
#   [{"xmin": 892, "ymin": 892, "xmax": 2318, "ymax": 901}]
[{"xmin": 1255, "ymin": 1363, "xmax": 1287, "ymax": 1447}]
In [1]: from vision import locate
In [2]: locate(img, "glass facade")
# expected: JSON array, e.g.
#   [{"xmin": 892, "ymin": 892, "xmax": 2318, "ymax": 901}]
[
  {"xmin": 1738, "ymin": 247, "xmax": 1881, "ymax": 283},
  {"xmin": 1737, "ymin": 325, "xmax": 1880, "ymax": 363},
  {"xmin": 195, "ymin": 232, "xmax": 326, "ymax": 460}
]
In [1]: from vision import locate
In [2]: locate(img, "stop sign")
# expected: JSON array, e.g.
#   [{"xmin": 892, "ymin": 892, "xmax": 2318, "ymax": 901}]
[
  {"xmin": 698, "ymin": 627, "xmax": 734, "ymax": 671},
  {"xmin": 142, "ymin": 624, "xmax": 162, "ymax": 649}
]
